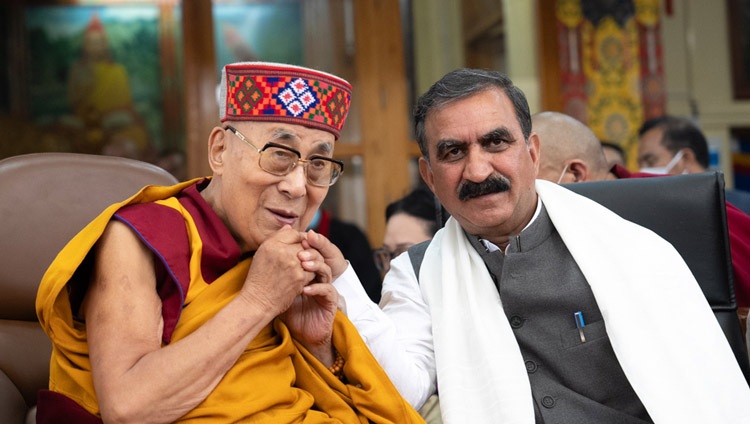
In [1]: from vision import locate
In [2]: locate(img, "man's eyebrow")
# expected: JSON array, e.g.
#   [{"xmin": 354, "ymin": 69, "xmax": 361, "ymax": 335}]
[
  {"xmin": 479, "ymin": 127, "xmax": 514, "ymax": 143},
  {"xmin": 436, "ymin": 139, "xmax": 466, "ymax": 155},
  {"xmin": 268, "ymin": 129, "xmax": 333, "ymax": 155},
  {"xmin": 269, "ymin": 129, "xmax": 301, "ymax": 143},
  {"xmin": 312, "ymin": 142, "xmax": 333, "ymax": 155}
]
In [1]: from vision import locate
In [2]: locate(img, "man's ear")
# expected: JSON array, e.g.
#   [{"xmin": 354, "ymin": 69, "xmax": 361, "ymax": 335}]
[
  {"xmin": 527, "ymin": 132, "xmax": 541, "ymax": 174},
  {"xmin": 419, "ymin": 157, "xmax": 435, "ymax": 193},
  {"xmin": 568, "ymin": 160, "xmax": 590, "ymax": 182},
  {"xmin": 207, "ymin": 127, "xmax": 228, "ymax": 175},
  {"xmin": 682, "ymin": 148, "xmax": 698, "ymax": 165},
  {"xmin": 680, "ymin": 148, "xmax": 707, "ymax": 173}
]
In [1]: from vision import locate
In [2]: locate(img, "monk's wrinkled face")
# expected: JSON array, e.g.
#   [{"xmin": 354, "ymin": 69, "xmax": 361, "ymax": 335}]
[
  {"xmin": 419, "ymin": 88, "xmax": 539, "ymax": 244},
  {"xmin": 212, "ymin": 121, "xmax": 334, "ymax": 252}
]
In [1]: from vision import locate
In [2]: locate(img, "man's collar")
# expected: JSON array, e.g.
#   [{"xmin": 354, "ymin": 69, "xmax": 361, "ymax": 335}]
[{"xmin": 478, "ymin": 196, "xmax": 542, "ymax": 254}]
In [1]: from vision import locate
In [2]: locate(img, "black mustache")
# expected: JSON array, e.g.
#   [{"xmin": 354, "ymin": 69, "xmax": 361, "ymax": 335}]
[{"xmin": 458, "ymin": 176, "xmax": 510, "ymax": 201}]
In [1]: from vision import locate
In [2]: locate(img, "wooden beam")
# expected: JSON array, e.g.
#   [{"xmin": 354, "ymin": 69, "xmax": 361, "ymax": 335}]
[
  {"xmin": 464, "ymin": 10, "xmax": 503, "ymax": 45},
  {"xmin": 354, "ymin": 0, "xmax": 412, "ymax": 245},
  {"xmin": 332, "ymin": 140, "xmax": 419, "ymax": 159},
  {"xmin": 332, "ymin": 143, "xmax": 363, "ymax": 158},
  {"xmin": 181, "ymin": 0, "xmax": 216, "ymax": 179},
  {"xmin": 537, "ymin": 0, "xmax": 563, "ymax": 111}
]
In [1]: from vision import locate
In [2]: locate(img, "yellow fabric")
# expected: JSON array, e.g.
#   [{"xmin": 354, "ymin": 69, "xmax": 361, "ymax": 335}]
[
  {"xmin": 85, "ymin": 62, "xmax": 134, "ymax": 115},
  {"xmin": 69, "ymin": 61, "xmax": 149, "ymax": 151},
  {"xmin": 36, "ymin": 178, "xmax": 424, "ymax": 423}
]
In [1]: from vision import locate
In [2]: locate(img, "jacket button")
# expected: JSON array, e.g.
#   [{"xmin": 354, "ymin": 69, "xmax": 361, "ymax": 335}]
[
  {"xmin": 541, "ymin": 396, "xmax": 555, "ymax": 408},
  {"xmin": 510, "ymin": 315, "xmax": 524, "ymax": 328},
  {"xmin": 525, "ymin": 360, "xmax": 537, "ymax": 373}
]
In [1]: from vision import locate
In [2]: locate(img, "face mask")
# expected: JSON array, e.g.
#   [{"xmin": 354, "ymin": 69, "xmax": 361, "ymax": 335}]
[
  {"xmin": 640, "ymin": 149, "xmax": 685, "ymax": 175},
  {"xmin": 556, "ymin": 163, "xmax": 569, "ymax": 184}
]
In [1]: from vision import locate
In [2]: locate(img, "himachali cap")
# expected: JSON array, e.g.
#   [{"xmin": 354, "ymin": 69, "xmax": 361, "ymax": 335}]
[{"xmin": 219, "ymin": 62, "xmax": 352, "ymax": 139}]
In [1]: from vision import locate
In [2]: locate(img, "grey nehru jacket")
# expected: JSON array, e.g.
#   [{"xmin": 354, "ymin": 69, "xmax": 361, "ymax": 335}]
[{"xmin": 467, "ymin": 204, "xmax": 652, "ymax": 424}]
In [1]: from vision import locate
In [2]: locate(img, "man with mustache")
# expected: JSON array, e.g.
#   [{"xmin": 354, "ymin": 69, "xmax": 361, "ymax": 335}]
[{"xmin": 329, "ymin": 68, "xmax": 750, "ymax": 423}]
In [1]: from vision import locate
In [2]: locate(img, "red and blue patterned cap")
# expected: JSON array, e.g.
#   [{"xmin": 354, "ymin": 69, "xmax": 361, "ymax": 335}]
[{"xmin": 219, "ymin": 62, "xmax": 352, "ymax": 139}]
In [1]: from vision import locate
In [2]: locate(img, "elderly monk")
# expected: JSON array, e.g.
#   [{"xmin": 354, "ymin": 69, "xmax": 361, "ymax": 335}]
[{"xmin": 36, "ymin": 62, "xmax": 424, "ymax": 424}]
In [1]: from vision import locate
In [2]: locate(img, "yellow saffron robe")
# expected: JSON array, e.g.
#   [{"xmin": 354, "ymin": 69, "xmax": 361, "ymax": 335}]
[{"xmin": 36, "ymin": 179, "xmax": 425, "ymax": 423}]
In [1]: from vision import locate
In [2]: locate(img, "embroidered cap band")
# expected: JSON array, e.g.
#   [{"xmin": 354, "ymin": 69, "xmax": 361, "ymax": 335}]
[{"xmin": 219, "ymin": 62, "xmax": 352, "ymax": 139}]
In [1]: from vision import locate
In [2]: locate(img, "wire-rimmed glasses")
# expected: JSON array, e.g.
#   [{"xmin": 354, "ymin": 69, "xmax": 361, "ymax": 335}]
[{"xmin": 225, "ymin": 125, "xmax": 344, "ymax": 187}]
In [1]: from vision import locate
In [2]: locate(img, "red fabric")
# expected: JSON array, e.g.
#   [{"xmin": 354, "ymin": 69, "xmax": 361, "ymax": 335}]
[
  {"xmin": 115, "ymin": 203, "xmax": 189, "ymax": 344},
  {"xmin": 557, "ymin": 18, "xmax": 588, "ymax": 122},
  {"xmin": 611, "ymin": 165, "xmax": 750, "ymax": 307},
  {"xmin": 317, "ymin": 209, "xmax": 332, "ymax": 238},
  {"xmin": 36, "ymin": 390, "xmax": 102, "ymax": 424},
  {"xmin": 726, "ymin": 204, "xmax": 750, "ymax": 307},
  {"xmin": 637, "ymin": 21, "xmax": 666, "ymax": 119},
  {"xmin": 222, "ymin": 63, "xmax": 352, "ymax": 139},
  {"xmin": 113, "ymin": 179, "xmax": 244, "ymax": 343}
]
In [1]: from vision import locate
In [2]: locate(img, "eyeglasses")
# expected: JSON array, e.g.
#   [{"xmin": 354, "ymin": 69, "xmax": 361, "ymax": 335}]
[
  {"xmin": 225, "ymin": 125, "xmax": 344, "ymax": 187},
  {"xmin": 373, "ymin": 244, "xmax": 413, "ymax": 273}
]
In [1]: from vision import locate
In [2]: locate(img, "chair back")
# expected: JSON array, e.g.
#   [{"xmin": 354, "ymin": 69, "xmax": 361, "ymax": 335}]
[
  {"xmin": 564, "ymin": 171, "xmax": 750, "ymax": 384},
  {"xmin": 0, "ymin": 153, "xmax": 179, "ymax": 423}
]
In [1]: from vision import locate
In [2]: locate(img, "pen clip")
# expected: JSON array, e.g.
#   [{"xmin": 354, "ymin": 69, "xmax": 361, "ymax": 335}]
[{"xmin": 574, "ymin": 311, "xmax": 586, "ymax": 343}]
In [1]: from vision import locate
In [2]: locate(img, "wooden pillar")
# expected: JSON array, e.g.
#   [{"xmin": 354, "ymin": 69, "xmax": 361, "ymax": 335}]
[
  {"xmin": 158, "ymin": 3, "xmax": 182, "ymax": 152},
  {"xmin": 353, "ymin": 0, "xmax": 412, "ymax": 245},
  {"xmin": 6, "ymin": 0, "xmax": 27, "ymax": 117},
  {"xmin": 181, "ymin": 0, "xmax": 216, "ymax": 179},
  {"xmin": 537, "ymin": 0, "xmax": 563, "ymax": 112}
]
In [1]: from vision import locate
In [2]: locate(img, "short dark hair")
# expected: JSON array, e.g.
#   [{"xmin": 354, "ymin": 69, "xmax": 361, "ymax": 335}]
[
  {"xmin": 600, "ymin": 140, "xmax": 626, "ymax": 161},
  {"xmin": 413, "ymin": 68, "xmax": 531, "ymax": 159},
  {"xmin": 638, "ymin": 115, "xmax": 709, "ymax": 168},
  {"xmin": 385, "ymin": 186, "xmax": 449, "ymax": 236}
]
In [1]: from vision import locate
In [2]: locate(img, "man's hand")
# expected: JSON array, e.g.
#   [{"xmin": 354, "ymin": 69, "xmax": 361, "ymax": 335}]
[
  {"xmin": 279, "ymin": 247, "xmax": 339, "ymax": 365},
  {"xmin": 303, "ymin": 229, "xmax": 348, "ymax": 280},
  {"xmin": 239, "ymin": 226, "xmax": 313, "ymax": 318}
]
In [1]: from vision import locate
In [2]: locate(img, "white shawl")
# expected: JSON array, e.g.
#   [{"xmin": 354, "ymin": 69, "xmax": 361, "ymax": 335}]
[{"xmin": 420, "ymin": 179, "xmax": 750, "ymax": 423}]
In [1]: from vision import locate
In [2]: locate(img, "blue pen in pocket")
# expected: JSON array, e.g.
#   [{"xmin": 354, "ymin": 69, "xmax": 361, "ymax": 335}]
[{"xmin": 574, "ymin": 311, "xmax": 586, "ymax": 343}]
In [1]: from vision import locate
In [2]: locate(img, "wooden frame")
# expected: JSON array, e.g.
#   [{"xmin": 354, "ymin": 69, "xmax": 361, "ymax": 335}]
[{"xmin": 728, "ymin": 0, "xmax": 750, "ymax": 99}]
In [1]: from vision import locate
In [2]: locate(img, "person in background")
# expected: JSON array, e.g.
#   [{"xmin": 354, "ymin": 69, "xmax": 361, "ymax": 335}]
[
  {"xmin": 327, "ymin": 69, "xmax": 750, "ymax": 423},
  {"xmin": 373, "ymin": 186, "xmax": 448, "ymax": 276},
  {"xmin": 533, "ymin": 110, "xmax": 750, "ymax": 311},
  {"xmin": 637, "ymin": 115, "xmax": 750, "ymax": 214},
  {"xmin": 36, "ymin": 62, "xmax": 424, "ymax": 423},
  {"xmin": 600, "ymin": 140, "xmax": 627, "ymax": 168},
  {"xmin": 307, "ymin": 208, "xmax": 382, "ymax": 302},
  {"xmin": 534, "ymin": 112, "xmax": 614, "ymax": 184}
]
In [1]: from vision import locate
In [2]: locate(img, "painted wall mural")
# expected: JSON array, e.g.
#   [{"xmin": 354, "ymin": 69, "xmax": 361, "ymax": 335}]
[
  {"xmin": 556, "ymin": 0, "xmax": 665, "ymax": 167},
  {"xmin": 24, "ymin": 5, "xmax": 166, "ymax": 159}
]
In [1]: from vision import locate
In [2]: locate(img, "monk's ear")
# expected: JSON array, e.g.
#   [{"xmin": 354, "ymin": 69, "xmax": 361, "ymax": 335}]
[
  {"xmin": 207, "ymin": 127, "xmax": 228, "ymax": 175},
  {"xmin": 568, "ymin": 160, "xmax": 590, "ymax": 182}
]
